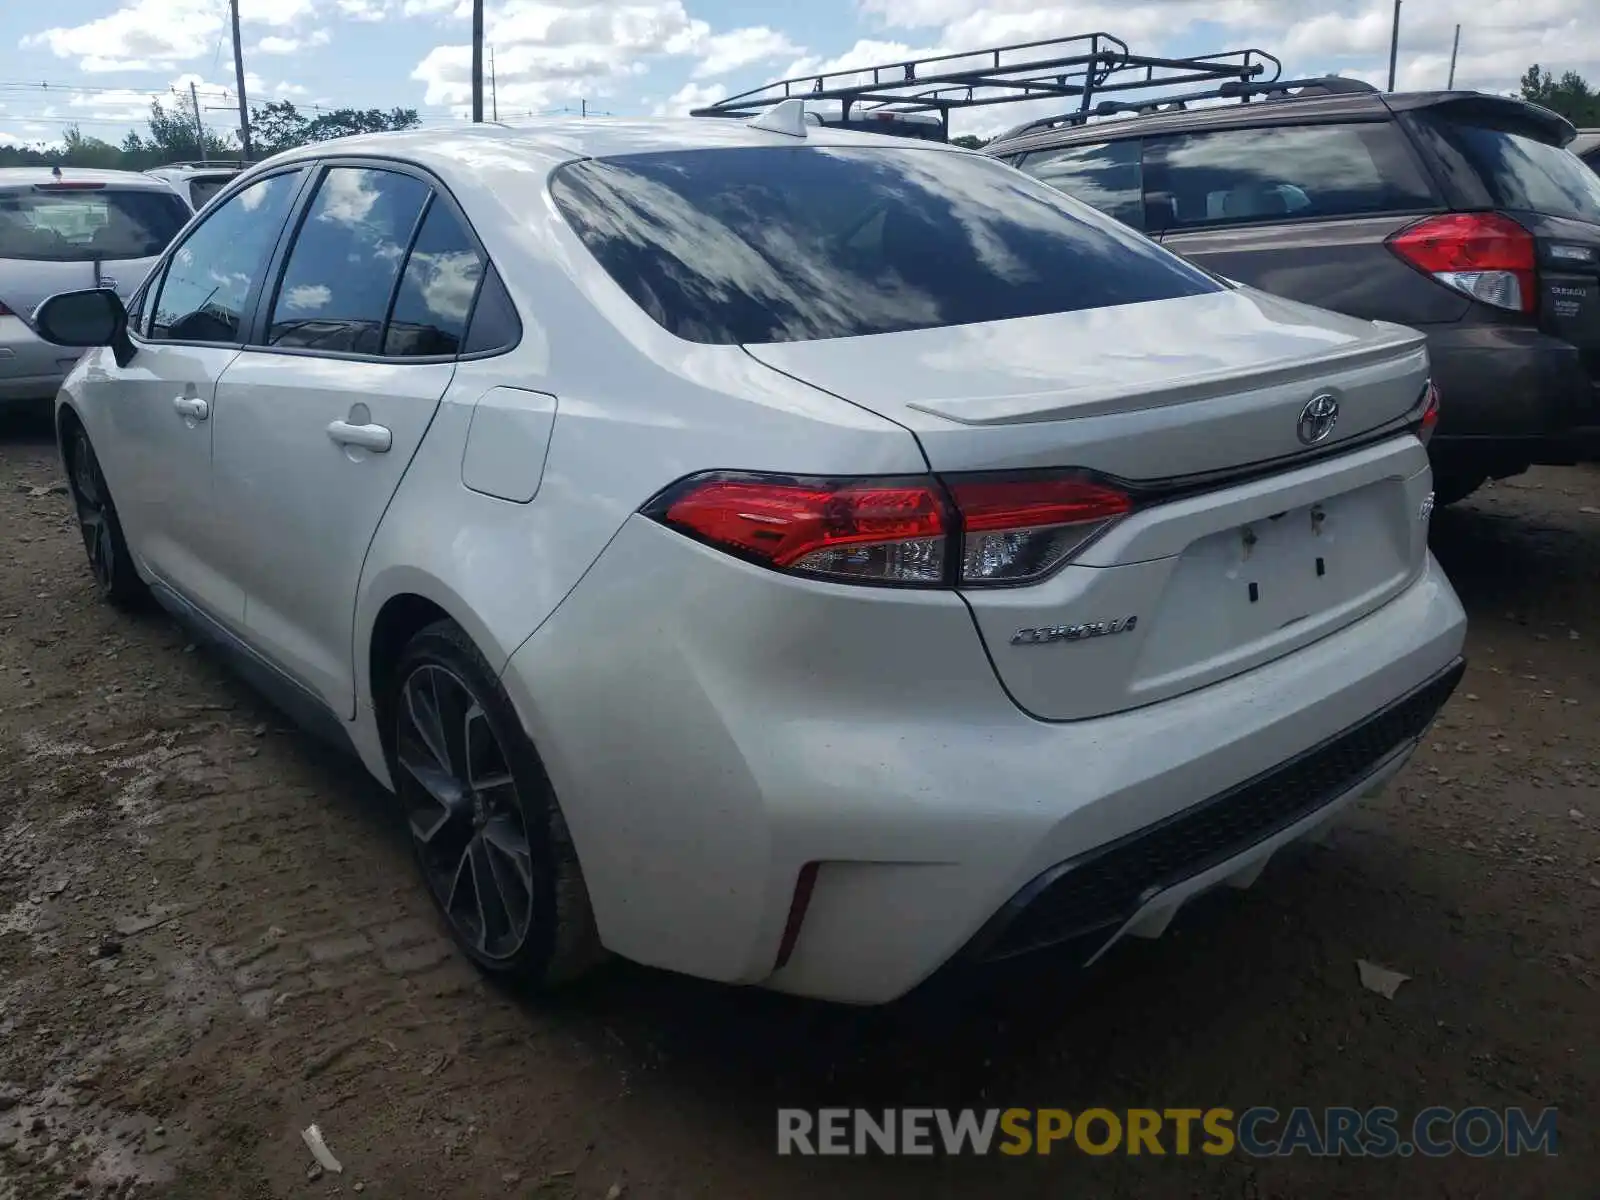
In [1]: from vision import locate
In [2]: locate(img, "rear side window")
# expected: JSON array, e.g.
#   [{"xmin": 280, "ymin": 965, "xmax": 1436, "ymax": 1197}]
[
  {"xmin": 0, "ymin": 186, "xmax": 189, "ymax": 262},
  {"xmin": 383, "ymin": 199, "xmax": 485, "ymax": 357},
  {"xmin": 1015, "ymin": 140, "xmax": 1143, "ymax": 228},
  {"xmin": 549, "ymin": 145, "xmax": 1220, "ymax": 345},
  {"xmin": 1143, "ymin": 123, "xmax": 1437, "ymax": 231},
  {"xmin": 1417, "ymin": 114, "xmax": 1600, "ymax": 224},
  {"xmin": 266, "ymin": 166, "xmax": 430, "ymax": 353}
]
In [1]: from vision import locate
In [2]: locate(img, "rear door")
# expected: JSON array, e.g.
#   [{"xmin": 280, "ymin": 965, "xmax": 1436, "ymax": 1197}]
[
  {"xmin": 1143, "ymin": 120, "xmax": 1461, "ymax": 327},
  {"xmin": 210, "ymin": 161, "xmax": 483, "ymax": 718}
]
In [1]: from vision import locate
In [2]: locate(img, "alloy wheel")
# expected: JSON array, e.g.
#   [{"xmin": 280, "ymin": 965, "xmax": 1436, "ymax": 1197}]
[
  {"xmin": 70, "ymin": 432, "xmax": 116, "ymax": 592},
  {"xmin": 395, "ymin": 664, "xmax": 535, "ymax": 960}
]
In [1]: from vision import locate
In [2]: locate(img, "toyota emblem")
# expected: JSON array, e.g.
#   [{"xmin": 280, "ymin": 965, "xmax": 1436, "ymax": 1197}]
[{"xmin": 1297, "ymin": 393, "xmax": 1340, "ymax": 446}]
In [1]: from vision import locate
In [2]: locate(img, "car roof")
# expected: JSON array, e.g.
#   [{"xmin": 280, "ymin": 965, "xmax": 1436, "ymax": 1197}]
[
  {"xmin": 146, "ymin": 164, "xmax": 244, "ymax": 179},
  {"xmin": 257, "ymin": 114, "xmax": 971, "ymax": 176},
  {"xmin": 0, "ymin": 166, "xmax": 186, "ymax": 191},
  {"xmin": 986, "ymin": 89, "xmax": 1572, "ymax": 155}
]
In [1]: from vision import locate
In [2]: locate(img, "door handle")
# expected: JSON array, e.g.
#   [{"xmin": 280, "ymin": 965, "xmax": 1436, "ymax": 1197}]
[
  {"xmin": 327, "ymin": 419, "xmax": 392, "ymax": 453},
  {"xmin": 173, "ymin": 396, "xmax": 209, "ymax": 420}
]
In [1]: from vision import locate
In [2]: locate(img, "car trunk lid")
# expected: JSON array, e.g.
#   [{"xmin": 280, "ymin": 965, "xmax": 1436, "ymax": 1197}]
[{"xmin": 746, "ymin": 287, "xmax": 1436, "ymax": 720}]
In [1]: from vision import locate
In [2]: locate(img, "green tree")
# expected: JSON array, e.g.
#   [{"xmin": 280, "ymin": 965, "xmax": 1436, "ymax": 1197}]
[
  {"xmin": 950, "ymin": 134, "xmax": 990, "ymax": 149},
  {"xmin": 245, "ymin": 101, "xmax": 420, "ymax": 158},
  {"xmin": 1519, "ymin": 64, "xmax": 1600, "ymax": 126},
  {"xmin": 60, "ymin": 126, "xmax": 126, "ymax": 168},
  {"xmin": 144, "ymin": 94, "xmax": 235, "ymax": 162},
  {"xmin": 249, "ymin": 100, "xmax": 311, "ymax": 156}
]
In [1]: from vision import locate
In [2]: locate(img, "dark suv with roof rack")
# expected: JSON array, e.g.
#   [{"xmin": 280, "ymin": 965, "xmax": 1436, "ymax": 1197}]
[{"xmin": 986, "ymin": 81, "xmax": 1600, "ymax": 504}]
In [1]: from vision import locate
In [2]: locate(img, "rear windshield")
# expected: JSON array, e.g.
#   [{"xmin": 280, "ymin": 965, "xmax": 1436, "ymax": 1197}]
[
  {"xmin": 0, "ymin": 186, "xmax": 190, "ymax": 262},
  {"xmin": 549, "ymin": 146, "xmax": 1221, "ymax": 344},
  {"xmin": 188, "ymin": 176, "xmax": 233, "ymax": 209},
  {"xmin": 1426, "ymin": 116, "xmax": 1600, "ymax": 224}
]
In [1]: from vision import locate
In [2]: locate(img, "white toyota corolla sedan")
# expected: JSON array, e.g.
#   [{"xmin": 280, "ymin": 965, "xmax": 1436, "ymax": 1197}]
[{"xmin": 30, "ymin": 108, "xmax": 1466, "ymax": 1005}]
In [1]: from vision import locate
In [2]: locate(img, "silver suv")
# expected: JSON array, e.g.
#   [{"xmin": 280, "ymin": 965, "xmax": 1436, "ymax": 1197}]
[
  {"xmin": 144, "ymin": 161, "xmax": 248, "ymax": 213},
  {"xmin": 0, "ymin": 167, "xmax": 190, "ymax": 406}
]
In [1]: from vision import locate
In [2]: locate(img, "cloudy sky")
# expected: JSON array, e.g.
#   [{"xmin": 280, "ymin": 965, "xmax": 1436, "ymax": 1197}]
[{"xmin": 1, "ymin": 0, "xmax": 1597, "ymax": 150}]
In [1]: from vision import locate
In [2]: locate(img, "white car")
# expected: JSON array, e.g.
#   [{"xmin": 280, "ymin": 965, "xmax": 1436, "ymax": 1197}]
[{"xmin": 31, "ymin": 108, "xmax": 1466, "ymax": 1005}]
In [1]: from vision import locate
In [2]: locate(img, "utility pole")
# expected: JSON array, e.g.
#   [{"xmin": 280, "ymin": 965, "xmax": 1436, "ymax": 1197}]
[
  {"xmin": 580, "ymin": 98, "xmax": 586, "ymax": 118},
  {"xmin": 230, "ymin": 0, "xmax": 252, "ymax": 161},
  {"xmin": 1447, "ymin": 23, "xmax": 1460, "ymax": 89},
  {"xmin": 1386, "ymin": 0, "xmax": 1402, "ymax": 92},
  {"xmin": 471, "ymin": 0, "xmax": 484, "ymax": 122},
  {"xmin": 189, "ymin": 81, "xmax": 205, "ymax": 158},
  {"xmin": 490, "ymin": 45, "xmax": 498, "ymax": 121}
]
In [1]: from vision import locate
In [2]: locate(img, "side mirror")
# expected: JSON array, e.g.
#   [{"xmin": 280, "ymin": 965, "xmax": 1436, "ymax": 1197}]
[{"xmin": 33, "ymin": 288, "xmax": 135, "ymax": 368}]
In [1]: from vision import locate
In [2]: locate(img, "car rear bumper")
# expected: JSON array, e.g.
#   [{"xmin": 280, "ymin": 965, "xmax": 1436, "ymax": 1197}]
[
  {"xmin": 501, "ymin": 515, "xmax": 1467, "ymax": 1005},
  {"xmin": 1422, "ymin": 322, "xmax": 1600, "ymax": 472}
]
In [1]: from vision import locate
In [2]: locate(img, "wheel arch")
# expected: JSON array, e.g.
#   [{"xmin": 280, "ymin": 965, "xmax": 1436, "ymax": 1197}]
[{"xmin": 359, "ymin": 570, "xmax": 519, "ymax": 761}]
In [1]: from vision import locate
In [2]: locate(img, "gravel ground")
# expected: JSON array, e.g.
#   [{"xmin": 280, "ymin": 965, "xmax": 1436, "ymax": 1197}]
[{"xmin": 1, "ymin": 406, "xmax": 1596, "ymax": 1199}]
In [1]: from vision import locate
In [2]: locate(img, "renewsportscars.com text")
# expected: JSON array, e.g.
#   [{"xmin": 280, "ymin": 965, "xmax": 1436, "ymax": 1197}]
[{"xmin": 776, "ymin": 1106, "xmax": 1558, "ymax": 1158}]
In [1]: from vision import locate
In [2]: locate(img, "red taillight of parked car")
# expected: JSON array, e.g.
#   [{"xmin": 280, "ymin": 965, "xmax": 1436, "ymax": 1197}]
[
  {"xmin": 649, "ymin": 470, "xmax": 1132, "ymax": 587},
  {"xmin": 1418, "ymin": 380, "xmax": 1441, "ymax": 444},
  {"xmin": 1386, "ymin": 212, "xmax": 1537, "ymax": 314}
]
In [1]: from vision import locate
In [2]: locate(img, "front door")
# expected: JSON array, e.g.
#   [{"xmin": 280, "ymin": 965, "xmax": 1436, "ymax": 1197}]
[
  {"xmin": 94, "ymin": 168, "xmax": 306, "ymax": 629},
  {"xmin": 210, "ymin": 165, "xmax": 486, "ymax": 717}
]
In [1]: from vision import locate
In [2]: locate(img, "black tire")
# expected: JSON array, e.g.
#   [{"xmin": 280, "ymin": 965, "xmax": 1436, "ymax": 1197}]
[
  {"xmin": 386, "ymin": 619, "xmax": 603, "ymax": 987},
  {"xmin": 1431, "ymin": 472, "xmax": 1486, "ymax": 508},
  {"xmin": 63, "ymin": 423, "xmax": 148, "ymax": 610}
]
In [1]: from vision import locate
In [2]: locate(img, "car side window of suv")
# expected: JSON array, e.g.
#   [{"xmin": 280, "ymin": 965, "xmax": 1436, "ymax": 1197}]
[
  {"xmin": 1014, "ymin": 140, "xmax": 1144, "ymax": 229},
  {"xmin": 146, "ymin": 170, "xmax": 303, "ymax": 344},
  {"xmin": 265, "ymin": 165, "xmax": 431, "ymax": 355},
  {"xmin": 1141, "ymin": 122, "xmax": 1437, "ymax": 233}
]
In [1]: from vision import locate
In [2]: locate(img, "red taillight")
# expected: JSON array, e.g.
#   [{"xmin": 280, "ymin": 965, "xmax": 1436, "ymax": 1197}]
[
  {"xmin": 1418, "ymin": 380, "xmax": 1441, "ymax": 444},
  {"xmin": 946, "ymin": 475, "xmax": 1131, "ymax": 584},
  {"xmin": 1386, "ymin": 212, "xmax": 1536, "ymax": 314},
  {"xmin": 661, "ymin": 476, "xmax": 949, "ymax": 584},
  {"xmin": 32, "ymin": 182, "xmax": 107, "ymax": 192},
  {"xmin": 650, "ymin": 470, "xmax": 1132, "ymax": 587}
]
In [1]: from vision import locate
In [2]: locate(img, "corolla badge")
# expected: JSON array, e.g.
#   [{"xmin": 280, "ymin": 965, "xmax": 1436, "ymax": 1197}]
[
  {"xmin": 1297, "ymin": 393, "xmax": 1340, "ymax": 446},
  {"xmin": 1011, "ymin": 616, "xmax": 1138, "ymax": 646}
]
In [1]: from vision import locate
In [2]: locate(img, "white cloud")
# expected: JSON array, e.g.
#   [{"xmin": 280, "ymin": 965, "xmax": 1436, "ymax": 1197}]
[
  {"xmin": 411, "ymin": 0, "xmax": 707, "ymax": 111},
  {"xmin": 338, "ymin": 0, "xmax": 392, "ymax": 17},
  {"xmin": 254, "ymin": 30, "xmax": 332, "ymax": 55},
  {"xmin": 653, "ymin": 80, "xmax": 725, "ymax": 116},
  {"xmin": 689, "ymin": 27, "xmax": 803, "ymax": 79},
  {"xmin": 23, "ymin": 0, "xmax": 317, "ymax": 71}
]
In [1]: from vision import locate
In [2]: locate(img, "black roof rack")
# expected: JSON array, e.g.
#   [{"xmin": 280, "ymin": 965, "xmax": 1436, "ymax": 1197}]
[
  {"xmin": 993, "ymin": 73, "xmax": 1380, "ymax": 141},
  {"xmin": 690, "ymin": 33, "xmax": 1281, "ymax": 141}
]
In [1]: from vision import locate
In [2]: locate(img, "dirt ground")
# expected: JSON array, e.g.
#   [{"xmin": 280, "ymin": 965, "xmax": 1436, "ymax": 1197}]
[{"xmin": 0, "ymin": 406, "xmax": 1596, "ymax": 1200}]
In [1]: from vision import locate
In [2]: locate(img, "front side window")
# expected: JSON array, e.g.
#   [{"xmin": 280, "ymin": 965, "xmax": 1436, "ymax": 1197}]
[
  {"xmin": 549, "ymin": 145, "xmax": 1220, "ymax": 345},
  {"xmin": 1143, "ymin": 122, "xmax": 1437, "ymax": 231},
  {"xmin": 266, "ymin": 166, "xmax": 430, "ymax": 354},
  {"xmin": 0, "ymin": 186, "xmax": 189, "ymax": 263},
  {"xmin": 149, "ymin": 169, "xmax": 302, "ymax": 343},
  {"xmin": 1016, "ymin": 140, "xmax": 1144, "ymax": 229}
]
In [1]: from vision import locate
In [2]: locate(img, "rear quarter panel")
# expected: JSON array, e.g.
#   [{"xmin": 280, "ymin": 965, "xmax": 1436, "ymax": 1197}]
[{"xmin": 1160, "ymin": 215, "xmax": 1471, "ymax": 326}]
